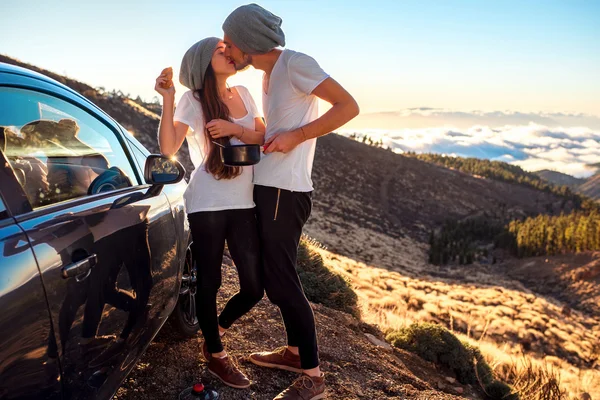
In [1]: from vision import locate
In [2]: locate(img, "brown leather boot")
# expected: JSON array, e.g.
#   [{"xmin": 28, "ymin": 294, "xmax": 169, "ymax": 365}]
[
  {"xmin": 207, "ymin": 354, "xmax": 251, "ymax": 389},
  {"xmin": 249, "ymin": 346, "xmax": 302, "ymax": 373},
  {"xmin": 274, "ymin": 374, "xmax": 326, "ymax": 400}
]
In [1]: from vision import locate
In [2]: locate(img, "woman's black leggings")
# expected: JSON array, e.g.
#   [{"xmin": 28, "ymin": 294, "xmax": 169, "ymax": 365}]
[{"xmin": 188, "ymin": 208, "xmax": 263, "ymax": 354}]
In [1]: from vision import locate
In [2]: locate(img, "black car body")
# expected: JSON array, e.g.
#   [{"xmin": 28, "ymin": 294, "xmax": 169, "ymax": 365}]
[{"xmin": 0, "ymin": 63, "xmax": 198, "ymax": 399}]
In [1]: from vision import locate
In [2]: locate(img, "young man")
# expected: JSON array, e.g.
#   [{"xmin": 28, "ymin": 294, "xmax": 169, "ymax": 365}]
[{"xmin": 223, "ymin": 4, "xmax": 359, "ymax": 399}]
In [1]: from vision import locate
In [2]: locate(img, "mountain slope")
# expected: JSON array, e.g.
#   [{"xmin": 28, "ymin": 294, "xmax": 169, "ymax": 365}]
[
  {"xmin": 535, "ymin": 169, "xmax": 586, "ymax": 188},
  {"xmin": 307, "ymin": 134, "xmax": 570, "ymax": 271},
  {"xmin": 579, "ymin": 173, "xmax": 600, "ymax": 200},
  {"xmin": 535, "ymin": 169, "xmax": 600, "ymax": 201}
]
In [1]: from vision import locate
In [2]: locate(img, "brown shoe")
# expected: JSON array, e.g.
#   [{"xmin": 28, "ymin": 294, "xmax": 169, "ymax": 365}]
[
  {"xmin": 274, "ymin": 374, "xmax": 326, "ymax": 400},
  {"xmin": 249, "ymin": 346, "xmax": 302, "ymax": 373},
  {"xmin": 207, "ymin": 355, "xmax": 251, "ymax": 389}
]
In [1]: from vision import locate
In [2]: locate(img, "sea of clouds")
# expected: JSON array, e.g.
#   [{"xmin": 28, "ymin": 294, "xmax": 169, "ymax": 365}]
[{"xmin": 340, "ymin": 109, "xmax": 600, "ymax": 178}]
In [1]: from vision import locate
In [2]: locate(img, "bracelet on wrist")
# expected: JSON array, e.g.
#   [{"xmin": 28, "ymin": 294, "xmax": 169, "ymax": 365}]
[{"xmin": 300, "ymin": 127, "xmax": 308, "ymax": 140}]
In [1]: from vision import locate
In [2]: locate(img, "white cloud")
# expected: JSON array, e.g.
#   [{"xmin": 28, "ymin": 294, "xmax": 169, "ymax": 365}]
[
  {"xmin": 346, "ymin": 108, "xmax": 600, "ymax": 131},
  {"xmin": 339, "ymin": 122, "xmax": 600, "ymax": 178}
]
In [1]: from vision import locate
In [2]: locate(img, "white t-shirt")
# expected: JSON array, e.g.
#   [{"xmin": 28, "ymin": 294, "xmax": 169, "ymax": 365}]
[
  {"xmin": 173, "ymin": 86, "xmax": 260, "ymax": 213},
  {"xmin": 254, "ymin": 49, "xmax": 330, "ymax": 192}
]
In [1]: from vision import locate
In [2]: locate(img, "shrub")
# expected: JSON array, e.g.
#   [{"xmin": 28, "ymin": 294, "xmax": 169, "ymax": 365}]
[
  {"xmin": 386, "ymin": 323, "xmax": 518, "ymax": 399},
  {"xmin": 296, "ymin": 236, "xmax": 359, "ymax": 317},
  {"xmin": 485, "ymin": 380, "xmax": 519, "ymax": 400},
  {"xmin": 428, "ymin": 216, "xmax": 506, "ymax": 265},
  {"xmin": 493, "ymin": 357, "xmax": 568, "ymax": 400}
]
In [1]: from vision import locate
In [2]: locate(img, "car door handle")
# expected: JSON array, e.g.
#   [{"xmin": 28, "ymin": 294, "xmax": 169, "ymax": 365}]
[{"xmin": 61, "ymin": 254, "xmax": 98, "ymax": 281}]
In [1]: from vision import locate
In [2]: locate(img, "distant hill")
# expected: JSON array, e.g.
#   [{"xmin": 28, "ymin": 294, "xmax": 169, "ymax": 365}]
[
  {"xmin": 534, "ymin": 169, "xmax": 600, "ymax": 201},
  {"xmin": 535, "ymin": 169, "xmax": 586, "ymax": 188},
  {"xmin": 311, "ymin": 135, "xmax": 570, "ymax": 242},
  {"xmin": 403, "ymin": 152, "xmax": 586, "ymax": 208},
  {"xmin": 579, "ymin": 173, "xmax": 600, "ymax": 200}
]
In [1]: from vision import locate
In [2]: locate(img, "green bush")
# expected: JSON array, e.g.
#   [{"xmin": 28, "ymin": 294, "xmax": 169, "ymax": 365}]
[
  {"xmin": 485, "ymin": 380, "xmax": 519, "ymax": 400},
  {"xmin": 428, "ymin": 216, "xmax": 506, "ymax": 265},
  {"xmin": 296, "ymin": 237, "xmax": 359, "ymax": 317},
  {"xmin": 386, "ymin": 323, "xmax": 518, "ymax": 400}
]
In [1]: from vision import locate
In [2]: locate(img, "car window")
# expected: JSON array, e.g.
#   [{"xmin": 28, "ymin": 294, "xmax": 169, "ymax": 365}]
[
  {"xmin": 0, "ymin": 87, "xmax": 137, "ymax": 209},
  {"xmin": 0, "ymin": 195, "xmax": 7, "ymax": 220},
  {"xmin": 128, "ymin": 141, "xmax": 150, "ymax": 176}
]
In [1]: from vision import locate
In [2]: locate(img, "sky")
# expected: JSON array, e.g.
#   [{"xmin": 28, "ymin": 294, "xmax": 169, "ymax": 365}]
[
  {"xmin": 2, "ymin": 0, "xmax": 599, "ymax": 175},
  {"xmin": 2, "ymin": 0, "xmax": 599, "ymax": 114}
]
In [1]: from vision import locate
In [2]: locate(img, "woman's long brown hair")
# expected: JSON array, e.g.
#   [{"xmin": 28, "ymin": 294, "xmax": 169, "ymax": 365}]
[{"xmin": 194, "ymin": 64, "xmax": 241, "ymax": 180}]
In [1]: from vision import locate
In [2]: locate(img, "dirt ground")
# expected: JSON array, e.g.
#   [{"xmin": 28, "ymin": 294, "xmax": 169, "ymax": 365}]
[{"xmin": 113, "ymin": 256, "xmax": 476, "ymax": 400}]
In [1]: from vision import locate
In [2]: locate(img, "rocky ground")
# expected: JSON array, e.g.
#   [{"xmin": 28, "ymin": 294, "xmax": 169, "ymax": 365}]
[{"xmin": 113, "ymin": 255, "xmax": 477, "ymax": 400}]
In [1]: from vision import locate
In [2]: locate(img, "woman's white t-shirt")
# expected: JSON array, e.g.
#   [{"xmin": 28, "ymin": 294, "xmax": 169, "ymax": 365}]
[{"xmin": 173, "ymin": 86, "xmax": 260, "ymax": 213}]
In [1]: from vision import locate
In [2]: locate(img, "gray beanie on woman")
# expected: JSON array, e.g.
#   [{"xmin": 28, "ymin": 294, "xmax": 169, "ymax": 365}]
[
  {"xmin": 222, "ymin": 3, "xmax": 285, "ymax": 55},
  {"xmin": 179, "ymin": 37, "xmax": 221, "ymax": 90}
]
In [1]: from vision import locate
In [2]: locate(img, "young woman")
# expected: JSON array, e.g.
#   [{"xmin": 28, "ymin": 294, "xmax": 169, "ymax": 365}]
[{"xmin": 154, "ymin": 37, "xmax": 265, "ymax": 389}]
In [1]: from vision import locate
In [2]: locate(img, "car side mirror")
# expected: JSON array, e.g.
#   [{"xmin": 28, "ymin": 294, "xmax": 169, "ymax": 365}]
[{"xmin": 144, "ymin": 154, "xmax": 185, "ymax": 185}]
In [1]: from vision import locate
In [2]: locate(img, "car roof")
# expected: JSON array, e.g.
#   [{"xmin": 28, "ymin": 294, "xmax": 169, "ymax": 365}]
[
  {"xmin": 0, "ymin": 62, "xmax": 127, "ymax": 132},
  {"xmin": 0, "ymin": 62, "xmax": 88, "ymax": 102}
]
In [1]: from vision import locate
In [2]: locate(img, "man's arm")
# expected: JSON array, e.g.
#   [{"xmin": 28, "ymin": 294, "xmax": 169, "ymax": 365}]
[{"xmin": 264, "ymin": 77, "xmax": 359, "ymax": 153}]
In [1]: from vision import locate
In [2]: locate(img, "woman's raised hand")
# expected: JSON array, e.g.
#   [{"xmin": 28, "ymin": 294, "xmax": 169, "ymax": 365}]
[{"xmin": 154, "ymin": 67, "xmax": 175, "ymax": 97}]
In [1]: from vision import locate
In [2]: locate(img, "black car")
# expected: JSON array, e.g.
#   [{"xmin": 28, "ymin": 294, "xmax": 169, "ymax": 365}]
[{"xmin": 0, "ymin": 63, "xmax": 199, "ymax": 399}]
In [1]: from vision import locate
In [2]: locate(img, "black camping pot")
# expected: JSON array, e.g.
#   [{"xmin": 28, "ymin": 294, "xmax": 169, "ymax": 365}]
[{"xmin": 215, "ymin": 142, "xmax": 261, "ymax": 166}]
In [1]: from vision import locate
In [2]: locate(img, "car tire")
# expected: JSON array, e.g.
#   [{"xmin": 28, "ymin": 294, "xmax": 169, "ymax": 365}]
[{"xmin": 169, "ymin": 241, "xmax": 200, "ymax": 339}]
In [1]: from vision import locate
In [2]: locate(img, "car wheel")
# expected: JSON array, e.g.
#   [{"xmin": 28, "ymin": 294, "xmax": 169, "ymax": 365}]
[{"xmin": 170, "ymin": 241, "xmax": 200, "ymax": 338}]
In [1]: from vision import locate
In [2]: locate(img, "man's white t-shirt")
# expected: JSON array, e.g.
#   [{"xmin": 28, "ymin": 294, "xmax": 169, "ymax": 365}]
[
  {"xmin": 254, "ymin": 49, "xmax": 330, "ymax": 192},
  {"xmin": 173, "ymin": 86, "xmax": 260, "ymax": 213}
]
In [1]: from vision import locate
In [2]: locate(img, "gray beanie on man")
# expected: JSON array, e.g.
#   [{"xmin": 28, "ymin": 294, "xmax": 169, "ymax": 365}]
[
  {"xmin": 179, "ymin": 37, "xmax": 221, "ymax": 90},
  {"xmin": 222, "ymin": 3, "xmax": 285, "ymax": 55}
]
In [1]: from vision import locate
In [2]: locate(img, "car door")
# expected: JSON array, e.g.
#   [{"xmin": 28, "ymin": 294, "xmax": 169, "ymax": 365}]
[
  {"xmin": 0, "ymin": 83, "xmax": 181, "ymax": 400},
  {"xmin": 0, "ymin": 151, "xmax": 62, "ymax": 400}
]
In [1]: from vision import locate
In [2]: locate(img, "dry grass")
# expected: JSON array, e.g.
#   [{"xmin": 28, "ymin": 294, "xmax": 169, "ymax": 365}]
[
  {"xmin": 491, "ymin": 357, "xmax": 567, "ymax": 400},
  {"xmin": 308, "ymin": 243, "xmax": 600, "ymax": 399}
]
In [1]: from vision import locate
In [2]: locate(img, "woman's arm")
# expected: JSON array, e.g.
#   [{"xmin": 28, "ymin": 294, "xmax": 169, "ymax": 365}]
[
  {"xmin": 247, "ymin": 117, "xmax": 267, "ymax": 145},
  {"xmin": 155, "ymin": 73, "xmax": 189, "ymax": 156},
  {"xmin": 205, "ymin": 118, "xmax": 266, "ymax": 145}
]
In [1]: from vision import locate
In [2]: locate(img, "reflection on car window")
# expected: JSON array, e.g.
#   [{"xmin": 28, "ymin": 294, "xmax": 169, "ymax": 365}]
[
  {"xmin": 0, "ymin": 195, "xmax": 7, "ymax": 219},
  {"xmin": 0, "ymin": 88, "xmax": 137, "ymax": 210}
]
